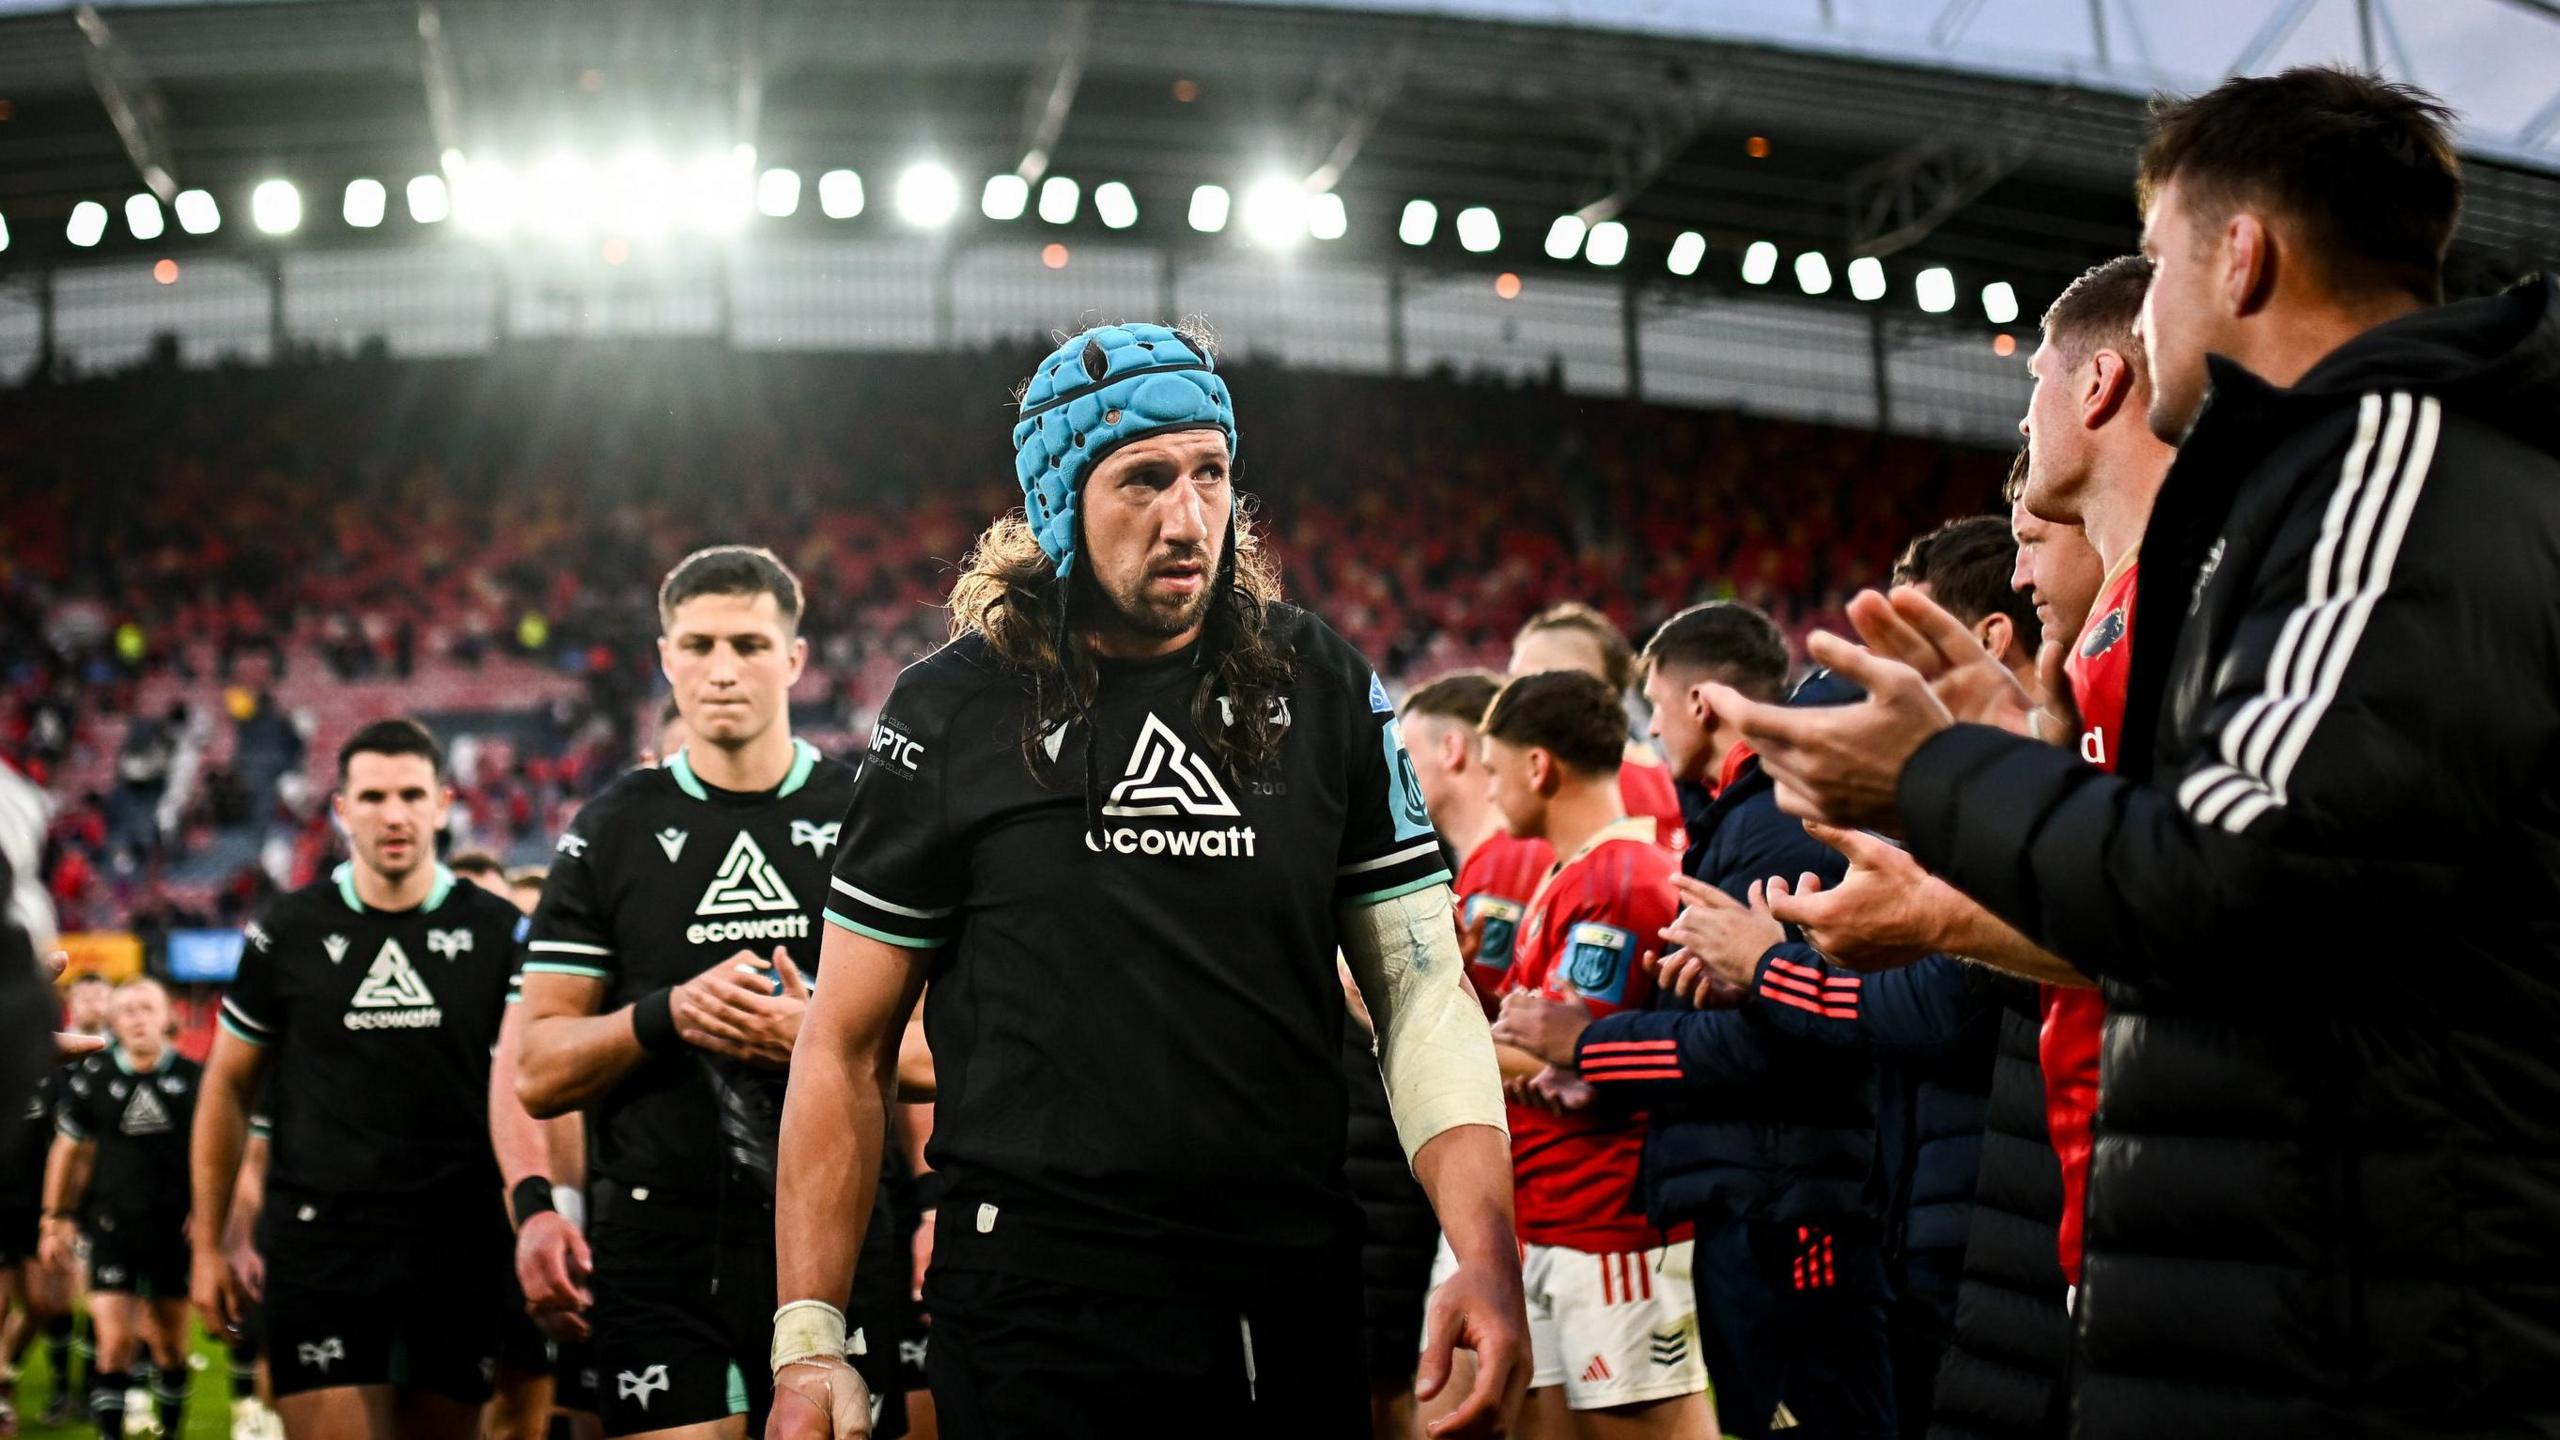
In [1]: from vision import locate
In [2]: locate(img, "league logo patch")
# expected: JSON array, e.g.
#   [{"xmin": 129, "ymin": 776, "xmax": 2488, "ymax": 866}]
[
  {"xmin": 1463, "ymin": 895, "xmax": 1524, "ymax": 971},
  {"xmin": 1368, "ymin": 671, "xmax": 1393, "ymax": 714},
  {"xmin": 1563, "ymin": 922, "xmax": 1637, "ymax": 1004},
  {"xmin": 298, "ymin": 1338, "xmax": 344, "ymax": 1374},
  {"xmin": 1383, "ymin": 721, "xmax": 1435, "ymax": 842},
  {"xmin": 425, "ymin": 928, "xmax": 472, "ymax": 959},
  {"xmin": 617, "ymin": 1365, "xmax": 670, "ymax": 1410},
  {"xmin": 555, "ymin": 832, "xmax": 588, "ymax": 858},
  {"xmin": 2080, "ymin": 606, "xmax": 2127, "ymax": 660},
  {"xmin": 790, "ymin": 820, "xmax": 840, "ymax": 857}
]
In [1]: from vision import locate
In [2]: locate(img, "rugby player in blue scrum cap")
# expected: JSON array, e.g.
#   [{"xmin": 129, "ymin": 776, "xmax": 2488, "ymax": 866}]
[{"xmin": 771, "ymin": 321, "xmax": 1530, "ymax": 1439}]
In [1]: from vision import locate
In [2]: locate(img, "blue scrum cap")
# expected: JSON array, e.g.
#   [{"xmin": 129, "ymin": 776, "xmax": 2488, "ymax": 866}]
[{"xmin": 1009, "ymin": 322, "xmax": 1237, "ymax": 579}]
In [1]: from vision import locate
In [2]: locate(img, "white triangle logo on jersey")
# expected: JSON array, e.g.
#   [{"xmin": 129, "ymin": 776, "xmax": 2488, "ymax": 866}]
[
  {"xmin": 350, "ymin": 939, "xmax": 438, "ymax": 1010},
  {"xmin": 1104, "ymin": 713, "xmax": 1240, "ymax": 818},
  {"xmin": 656, "ymin": 827, "xmax": 688, "ymax": 862},
  {"xmin": 695, "ymin": 832, "xmax": 800, "ymax": 916},
  {"xmin": 323, "ymin": 934, "xmax": 349, "ymax": 963},
  {"xmin": 120, "ymin": 1082, "xmax": 172, "ymax": 1136}
]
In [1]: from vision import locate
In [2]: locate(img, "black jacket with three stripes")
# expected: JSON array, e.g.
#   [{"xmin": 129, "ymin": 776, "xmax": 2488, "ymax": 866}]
[{"xmin": 1896, "ymin": 275, "xmax": 2560, "ymax": 1438}]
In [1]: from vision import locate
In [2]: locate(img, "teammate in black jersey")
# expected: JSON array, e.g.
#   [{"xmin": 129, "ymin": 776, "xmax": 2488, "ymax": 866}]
[
  {"xmin": 772, "ymin": 323, "xmax": 1526, "ymax": 1440},
  {"xmin": 514, "ymin": 547, "xmax": 904, "ymax": 1440},
  {"xmin": 190, "ymin": 718, "xmax": 528, "ymax": 1440},
  {"xmin": 43, "ymin": 978, "xmax": 199, "ymax": 1440}
]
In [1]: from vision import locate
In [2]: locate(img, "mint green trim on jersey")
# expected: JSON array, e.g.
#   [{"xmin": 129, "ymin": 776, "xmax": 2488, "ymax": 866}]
[
  {"xmin": 822, "ymin": 908, "xmax": 943, "ymax": 950},
  {"xmin": 217, "ymin": 1013, "xmax": 270, "ymax": 1047},
  {"xmin": 522, "ymin": 961, "xmax": 613, "ymax": 981},
  {"xmin": 667, "ymin": 737, "xmax": 818, "ymax": 801},
  {"xmin": 1341, "ymin": 870, "xmax": 1456, "ymax": 908},
  {"xmin": 333, "ymin": 861, "xmax": 456, "ymax": 913}
]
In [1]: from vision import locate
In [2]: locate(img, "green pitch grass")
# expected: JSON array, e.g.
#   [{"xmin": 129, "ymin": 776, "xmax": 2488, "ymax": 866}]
[{"xmin": 9, "ymin": 1317, "xmax": 237, "ymax": 1440}]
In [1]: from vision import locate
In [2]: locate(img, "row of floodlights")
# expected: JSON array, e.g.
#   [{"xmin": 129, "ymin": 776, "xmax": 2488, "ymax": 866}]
[{"xmin": 7, "ymin": 164, "xmax": 2024, "ymax": 321}]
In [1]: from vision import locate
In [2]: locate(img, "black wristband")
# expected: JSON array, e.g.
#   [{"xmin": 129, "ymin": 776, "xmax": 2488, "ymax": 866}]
[
  {"xmin": 631, "ymin": 987, "xmax": 681, "ymax": 1054},
  {"xmin": 510, "ymin": 1176, "xmax": 556, "ymax": 1228},
  {"xmin": 911, "ymin": 1170, "xmax": 945, "ymax": 1213}
]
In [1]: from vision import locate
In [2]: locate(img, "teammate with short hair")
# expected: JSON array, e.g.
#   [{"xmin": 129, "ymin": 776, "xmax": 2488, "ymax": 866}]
[
  {"xmin": 1510, "ymin": 606, "xmax": 1683, "ymax": 852},
  {"xmin": 770, "ymin": 322, "xmax": 1524, "ymax": 1440},
  {"xmin": 191, "ymin": 718, "xmax": 528, "ymax": 1440},
  {"xmin": 1401, "ymin": 672, "xmax": 1549, "ymax": 1010},
  {"xmin": 1476, "ymin": 670, "xmax": 1710, "ymax": 1439},
  {"xmin": 513, "ymin": 546, "xmax": 904, "ymax": 1440},
  {"xmin": 43, "ymin": 978, "xmax": 198, "ymax": 1440}
]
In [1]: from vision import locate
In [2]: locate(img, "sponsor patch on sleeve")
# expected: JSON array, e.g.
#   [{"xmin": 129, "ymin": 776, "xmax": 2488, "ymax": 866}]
[{"xmin": 1563, "ymin": 921, "xmax": 1638, "ymax": 1005}]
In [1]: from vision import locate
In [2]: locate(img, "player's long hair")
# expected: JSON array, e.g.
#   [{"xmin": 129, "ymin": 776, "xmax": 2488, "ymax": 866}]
[{"xmin": 948, "ymin": 497, "xmax": 1292, "ymax": 783}]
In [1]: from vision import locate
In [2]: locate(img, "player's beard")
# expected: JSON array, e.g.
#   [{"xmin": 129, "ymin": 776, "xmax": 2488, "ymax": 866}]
[{"xmin": 1088, "ymin": 544, "xmax": 1220, "ymax": 642}]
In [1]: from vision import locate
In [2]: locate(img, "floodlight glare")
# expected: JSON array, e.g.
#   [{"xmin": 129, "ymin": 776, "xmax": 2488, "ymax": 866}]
[
  {"xmin": 1037, "ymin": 176, "xmax": 1079, "ymax": 225},
  {"xmin": 1307, "ymin": 192, "xmax": 1346, "ymax": 241},
  {"xmin": 67, "ymin": 201, "xmax": 107, "ymax": 247},
  {"xmin": 528, "ymin": 155, "xmax": 600, "ymax": 237},
  {"xmin": 125, "ymin": 193, "xmax": 165, "ymax": 241},
  {"xmin": 981, "ymin": 174, "xmax": 1028, "ymax": 221},
  {"xmin": 894, "ymin": 163, "xmax": 960, "ymax": 228},
  {"xmin": 1795, "ymin": 251, "xmax": 1833, "ymax": 295},
  {"xmin": 1741, "ymin": 240, "xmax": 1778, "ymax": 285},
  {"xmin": 1666, "ymin": 231, "xmax": 1705, "ymax": 276},
  {"xmin": 676, "ymin": 150, "xmax": 752, "ymax": 234},
  {"xmin": 1982, "ymin": 281, "xmax": 2020, "ymax": 325},
  {"xmin": 1398, "ymin": 199, "xmax": 1437, "ymax": 246},
  {"xmin": 404, "ymin": 176, "xmax": 448, "ymax": 225},
  {"xmin": 1916, "ymin": 266, "xmax": 1957, "ymax": 314},
  {"xmin": 1188, "ymin": 184, "xmax": 1231, "ymax": 233},
  {"xmin": 250, "ymin": 180, "xmax": 301, "ymax": 236},
  {"xmin": 1455, "ymin": 206, "xmax": 1499, "ymax": 253},
  {"xmin": 1094, "ymin": 181, "xmax": 1138, "ymax": 229},
  {"xmin": 342, "ymin": 178, "xmax": 387, "ymax": 229},
  {"xmin": 1847, "ymin": 256, "xmax": 1887, "ymax": 302},
  {"xmin": 818, "ymin": 169, "xmax": 865, "ymax": 219},
  {"xmin": 1241, "ymin": 179, "xmax": 1306, "ymax": 248},
  {"xmin": 454, "ymin": 161, "xmax": 520, "ymax": 235},
  {"xmin": 175, "ymin": 189, "xmax": 222, "ymax": 234},
  {"xmin": 1543, "ymin": 215, "xmax": 1586, "ymax": 261},
  {"xmin": 756, "ymin": 168, "xmax": 801, "ymax": 219},
  {"xmin": 599, "ymin": 152, "xmax": 674, "ymax": 236},
  {"xmin": 0, "ymin": 213, "xmax": 9, "ymax": 253},
  {"xmin": 1585, "ymin": 221, "xmax": 1628, "ymax": 267}
]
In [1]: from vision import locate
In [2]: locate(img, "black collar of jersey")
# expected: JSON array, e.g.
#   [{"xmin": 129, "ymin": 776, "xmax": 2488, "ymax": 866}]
[
  {"xmin": 664, "ymin": 737, "xmax": 824, "ymax": 803},
  {"xmin": 332, "ymin": 861, "xmax": 459, "ymax": 915}
]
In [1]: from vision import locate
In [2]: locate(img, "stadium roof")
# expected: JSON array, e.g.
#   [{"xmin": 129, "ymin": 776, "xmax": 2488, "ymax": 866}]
[{"xmin": 0, "ymin": 0, "xmax": 2553, "ymax": 318}]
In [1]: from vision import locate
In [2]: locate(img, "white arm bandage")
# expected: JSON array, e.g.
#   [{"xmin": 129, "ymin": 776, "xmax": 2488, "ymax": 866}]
[{"xmin": 1339, "ymin": 883, "xmax": 1508, "ymax": 1162}]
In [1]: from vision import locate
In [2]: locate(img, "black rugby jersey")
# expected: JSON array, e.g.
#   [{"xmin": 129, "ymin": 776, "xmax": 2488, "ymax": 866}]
[
  {"xmin": 523, "ymin": 740, "xmax": 856, "ymax": 1215},
  {"xmin": 223, "ymin": 864, "xmax": 523, "ymax": 1225},
  {"xmin": 825, "ymin": 604, "xmax": 1452, "ymax": 1298},
  {"xmin": 1, "ymin": 1067, "xmax": 62, "ymax": 1210},
  {"xmin": 56, "ymin": 1048, "xmax": 200, "ymax": 1225}
]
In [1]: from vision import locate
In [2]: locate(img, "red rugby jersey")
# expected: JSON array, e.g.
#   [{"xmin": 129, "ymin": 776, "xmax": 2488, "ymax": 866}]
[
  {"xmin": 2043, "ymin": 552, "xmax": 2138, "ymax": 1286},
  {"xmin": 1617, "ymin": 750, "xmax": 1687, "ymax": 852},
  {"xmin": 1502, "ymin": 816, "xmax": 1682, "ymax": 1253},
  {"xmin": 1456, "ymin": 831, "xmax": 1553, "ymax": 1018}
]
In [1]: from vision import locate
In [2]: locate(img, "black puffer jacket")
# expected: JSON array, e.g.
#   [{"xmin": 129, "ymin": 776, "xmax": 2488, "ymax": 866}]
[
  {"xmin": 1927, "ymin": 987, "xmax": 2071, "ymax": 1440},
  {"xmin": 1900, "ymin": 276, "xmax": 2560, "ymax": 1437}
]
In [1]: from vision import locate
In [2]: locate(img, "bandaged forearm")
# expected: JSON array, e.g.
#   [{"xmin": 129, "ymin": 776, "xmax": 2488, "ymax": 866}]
[{"xmin": 1340, "ymin": 883, "xmax": 1508, "ymax": 1161}]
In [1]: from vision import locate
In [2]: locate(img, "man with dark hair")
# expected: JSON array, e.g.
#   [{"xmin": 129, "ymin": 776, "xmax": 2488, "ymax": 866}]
[
  {"xmin": 1402, "ymin": 671, "xmax": 1553, "ymax": 1008},
  {"xmin": 1511, "ymin": 605, "xmax": 1686, "ymax": 851},
  {"xmin": 1495, "ymin": 599, "xmax": 1888, "ymax": 1440},
  {"xmin": 510, "ymin": 546, "xmax": 905, "ymax": 1440},
  {"xmin": 1891, "ymin": 517, "xmax": 2036, "ymax": 656},
  {"xmin": 190, "ymin": 717, "xmax": 528, "ymax": 1440},
  {"xmin": 1475, "ymin": 671, "xmax": 1709, "ymax": 1438},
  {"xmin": 1715, "ymin": 67, "xmax": 2560, "ymax": 1435},
  {"xmin": 772, "ymin": 322, "xmax": 1525, "ymax": 1440}
]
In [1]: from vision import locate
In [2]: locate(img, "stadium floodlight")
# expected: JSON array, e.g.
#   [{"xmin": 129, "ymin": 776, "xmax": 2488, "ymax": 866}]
[
  {"xmin": 1241, "ymin": 179, "xmax": 1307, "ymax": 248},
  {"xmin": 454, "ymin": 160, "xmax": 520, "ymax": 235},
  {"xmin": 1307, "ymin": 192, "xmax": 1346, "ymax": 241},
  {"xmin": 1741, "ymin": 240, "xmax": 1778, "ymax": 285},
  {"xmin": 404, "ymin": 176, "xmax": 448, "ymax": 225},
  {"xmin": 1398, "ymin": 199, "xmax": 1437, "ymax": 246},
  {"xmin": 1795, "ymin": 251, "xmax": 1833, "ymax": 295},
  {"xmin": 67, "ymin": 202, "xmax": 107, "ymax": 247},
  {"xmin": 894, "ymin": 163, "xmax": 960, "ymax": 228},
  {"xmin": 1585, "ymin": 221, "xmax": 1628, "ymax": 267},
  {"xmin": 675, "ymin": 149, "xmax": 753, "ymax": 234},
  {"xmin": 1915, "ymin": 265, "xmax": 1957, "ymax": 314},
  {"xmin": 175, "ymin": 189, "xmax": 221, "ymax": 234},
  {"xmin": 1188, "ymin": 184, "xmax": 1230, "ymax": 233},
  {"xmin": 251, "ymin": 180, "xmax": 302, "ymax": 235},
  {"xmin": 1455, "ymin": 206, "xmax": 1499, "ymax": 253},
  {"xmin": 1666, "ymin": 231, "xmax": 1706, "ymax": 276},
  {"xmin": 1094, "ymin": 181, "xmax": 1138, "ymax": 229},
  {"xmin": 981, "ymin": 174, "xmax": 1028, "ymax": 221},
  {"xmin": 1847, "ymin": 256, "xmax": 1887, "ymax": 302},
  {"xmin": 1982, "ymin": 281, "xmax": 2020, "ymax": 325},
  {"xmin": 527, "ymin": 155, "xmax": 602, "ymax": 238},
  {"xmin": 1037, "ymin": 176, "xmax": 1079, "ymax": 225},
  {"xmin": 598, "ymin": 152, "xmax": 674, "ymax": 236},
  {"xmin": 1543, "ymin": 215, "xmax": 1587, "ymax": 261},
  {"xmin": 756, "ymin": 168, "xmax": 801, "ymax": 219},
  {"xmin": 125, "ymin": 193, "xmax": 165, "ymax": 241},
  {"xmin": 818, "ymin": 169, "xmax": 864, "ymax": 219},
  {"xmin": 342, "ymin": 178, "xmax": 387, "ymax": 229},
  {"xmin": 0, "ymin": 213, "xmax": 8, "ymax": 253}
]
